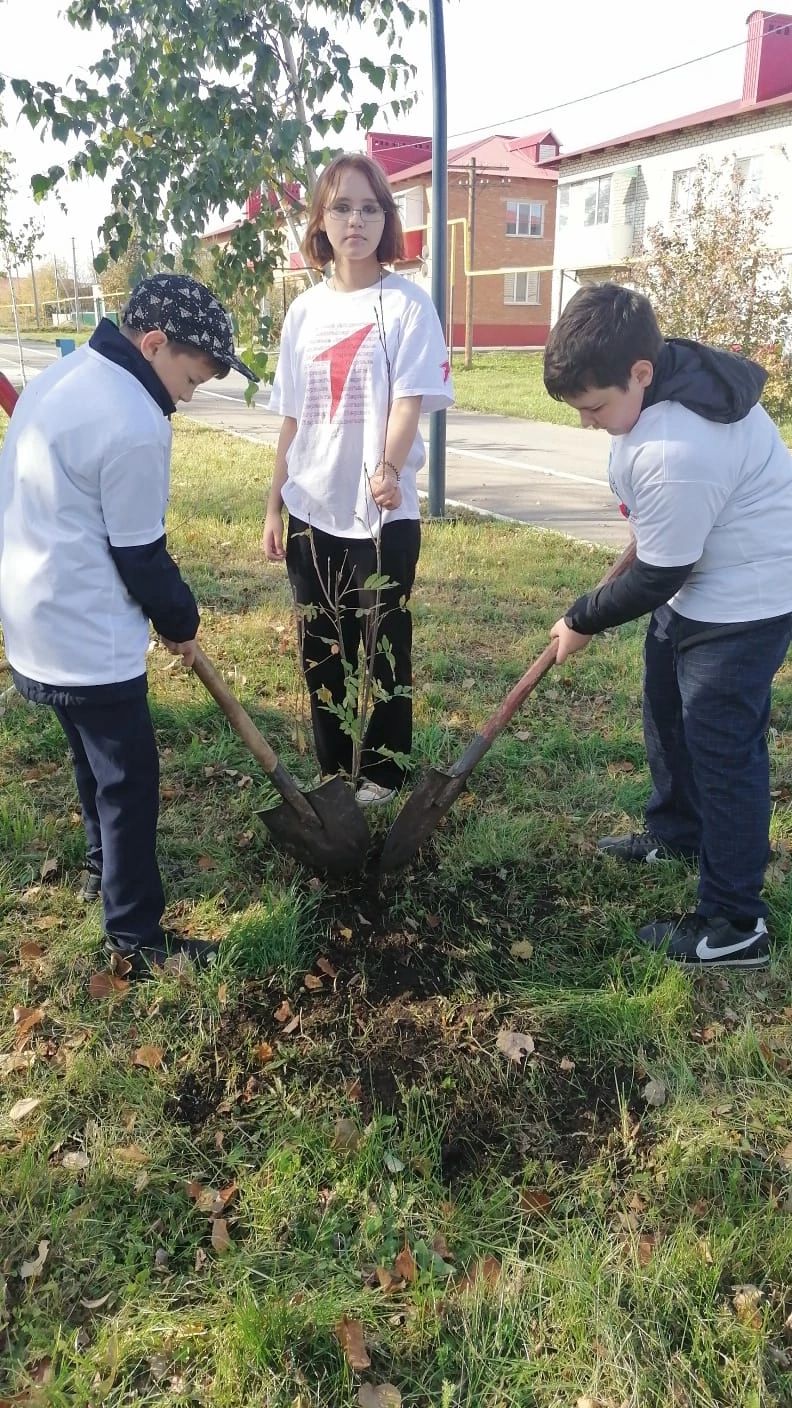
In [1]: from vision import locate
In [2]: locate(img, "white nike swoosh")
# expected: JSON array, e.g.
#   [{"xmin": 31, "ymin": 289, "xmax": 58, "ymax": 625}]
[{"xmin": 695, "ymin": 934, "xmax": 761, "ymax": 960}]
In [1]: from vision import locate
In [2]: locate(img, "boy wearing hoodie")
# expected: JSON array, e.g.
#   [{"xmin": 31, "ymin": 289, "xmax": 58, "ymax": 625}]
[
  {"xmin": 0, "ymin": 274, "xmax": 258, "ymax": 977},
  {"xmin": 543, "ymin": 282, "xmax": 792, "ymax": 970}
]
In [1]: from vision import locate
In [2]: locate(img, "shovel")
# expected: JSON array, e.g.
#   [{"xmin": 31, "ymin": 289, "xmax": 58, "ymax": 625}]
[
  {"xmin": 379, "ymin": 539, "xmax": 638, "ymax": 873},
  {"xmin": 191, "ymin": 647, "xmax": 370, "ymax": 874},
  {"xmin": 0, "ymin": 377, "xmax": 370, "ymax": 875}
]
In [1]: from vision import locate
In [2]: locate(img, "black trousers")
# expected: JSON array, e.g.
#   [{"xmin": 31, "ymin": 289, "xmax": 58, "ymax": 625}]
[
  {"xmin": 286, "ymin": 515, "xmax": 421, "ymax": 789},
  {"xmin": 53, "ymin": 696, "xmax": 165, "ymax": 946}
]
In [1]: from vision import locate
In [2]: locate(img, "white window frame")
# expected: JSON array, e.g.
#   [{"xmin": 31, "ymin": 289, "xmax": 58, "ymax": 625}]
[
  {"xmin": 558, "ymin": 185, "xmax": 570, "ymax": 229},
  {"xmin": 504, "ymin": 270, "xmax": 540, "ymax": 305},
  {"xmin": 581, "ymin": 175, "xmax": 611, "ymax": 227},
  {"xmin": 539, "ymin": 142, "xmax": 557, "ymax": 162},
  {"xmin": 670, "ymin": 166, "xmax": 697, "ymax": 219},
  {"xmin": 506, "ymin": 199, "xmax": 546, "ymax": 238}
]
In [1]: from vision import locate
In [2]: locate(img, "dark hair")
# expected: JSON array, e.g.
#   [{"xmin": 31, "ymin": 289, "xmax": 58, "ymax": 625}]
[
  {"xmin": 543, "ymin": 283, "xmax": 664, "ymax": 400},
  {"xmin": 302, "ymin": 153, "xmax": 404, "ymax": 269},
  {"xmin": 121, "ymin": 324, "xmax": 229, "ymax": 380}
]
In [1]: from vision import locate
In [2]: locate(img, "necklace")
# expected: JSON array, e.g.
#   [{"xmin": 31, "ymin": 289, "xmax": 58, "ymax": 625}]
[{"xmin": 330, "ymin": 266, "xmax": 384, "ymax": 293}]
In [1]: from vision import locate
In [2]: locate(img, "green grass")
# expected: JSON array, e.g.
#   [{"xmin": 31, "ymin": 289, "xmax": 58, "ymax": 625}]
[
  {"xmin": 1, "ymin": 419, "xmax": 792, "ymax": 1406},
  {"xmin": 449, "ymin": 350, "xmax": 577, "ymax": 425}
]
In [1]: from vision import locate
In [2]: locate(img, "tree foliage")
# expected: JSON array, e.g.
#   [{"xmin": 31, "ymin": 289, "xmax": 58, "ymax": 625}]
[
  {"xmin": 631, "ymin": 157, "xmax": 792, "ymax": 419},
  {"xmin": 2, "ymin": 0, "xmax": 423, "ymax": 377}
]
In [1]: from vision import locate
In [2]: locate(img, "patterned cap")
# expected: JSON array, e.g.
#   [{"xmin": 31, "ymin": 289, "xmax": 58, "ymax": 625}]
[{"xmin": 123, "ymin": 274, "xmax": 258, "ymax": 382}]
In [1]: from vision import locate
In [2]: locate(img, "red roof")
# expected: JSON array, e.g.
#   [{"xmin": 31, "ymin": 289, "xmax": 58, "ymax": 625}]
[
  {"xmin": 388, "ymin": 131, "xmax": 560, "ymax": 184},
  {"xmin": 544, "ymin": 89, "xmax": 792, "ymax": 166}
]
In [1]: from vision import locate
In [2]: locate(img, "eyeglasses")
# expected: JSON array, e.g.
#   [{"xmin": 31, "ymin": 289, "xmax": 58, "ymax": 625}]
[{"xmin": 324, "ymin": 201, "xmax": 385, "ymax": 223}]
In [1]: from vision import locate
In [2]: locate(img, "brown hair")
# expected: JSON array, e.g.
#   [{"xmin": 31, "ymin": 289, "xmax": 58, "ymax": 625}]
[
  {"xmin": 544, "ymin": 283, "xmax": 663, "ymax": 399},
  {"xmin": 302, "ymin": 153, "xmax": 405, "ymax": 269}
]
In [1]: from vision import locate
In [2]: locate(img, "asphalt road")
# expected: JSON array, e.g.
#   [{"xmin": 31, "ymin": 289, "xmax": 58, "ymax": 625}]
[{"xmin": 0, "ymin": 337, "xmax": 627, "ymax": 547}]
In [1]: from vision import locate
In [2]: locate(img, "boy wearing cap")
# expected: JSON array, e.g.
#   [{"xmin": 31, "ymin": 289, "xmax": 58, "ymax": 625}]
[{"xmin": 0, "ymin": 274, "xmax": 258, "ymax": 976}]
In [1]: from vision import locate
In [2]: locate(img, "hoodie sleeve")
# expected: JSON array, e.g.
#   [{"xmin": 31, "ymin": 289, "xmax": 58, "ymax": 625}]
[
  {"xmin": 110, "ymin": 536, "xmax": 200, "ymax": 642},
  {"xmin": 565, "ymin": 557, "xmax": 695, "ymax": 633}
]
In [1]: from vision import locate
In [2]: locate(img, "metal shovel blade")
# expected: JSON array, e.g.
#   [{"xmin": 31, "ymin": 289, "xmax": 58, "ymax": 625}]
[
  {"xmin": 378, "ymin": 765, "xmax": 468, "ymax": 873},
  {"xmin": 258, "ymin": 774, "xmax": 371, "ymax": 876}
]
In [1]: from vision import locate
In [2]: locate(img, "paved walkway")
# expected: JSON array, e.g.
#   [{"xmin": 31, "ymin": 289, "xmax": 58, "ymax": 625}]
[{"xmin": 0, "ymin": 338, "xmax": 629, "ymax": 549}]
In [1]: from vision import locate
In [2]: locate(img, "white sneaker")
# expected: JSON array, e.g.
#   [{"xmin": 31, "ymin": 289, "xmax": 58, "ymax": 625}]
[{"xmin": 356, "ymin": 780, "xmax": 396, "ymax": 807}]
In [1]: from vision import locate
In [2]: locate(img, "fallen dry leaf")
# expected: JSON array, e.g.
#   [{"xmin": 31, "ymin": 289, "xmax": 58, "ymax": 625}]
[
  {"xmin": 458, "ymin": 1254, "xmax": 502, "ymax": 1292},
  {"xmin": 20, "ymin": 1239, "xmax": 49, "ymax": 1279},
  {"xmin": 283, "ymin": 1014, "xmax": 300, "ymax": 1035},
  {"xmin": 88, "ymin": 970, "xmax": 130, "ymax": 1000},
  {"xmin": 559, "ymin": 1055, "xmax": 576, "ymax": 1072},
  {"xmin": 375, "ymin": 1265, "xmax": 402, "ymax": 1293},
  {"xmin": 346, "ymin": 1078, "xmax": 363, "ymax": 1103},
  {"xmin": 40, "ymin": 857, "xmax": 58, "ymax": 882},
  {"xmin": 0, "ymin": 1052, "xmax": 35, "ymax": 1077},
  {"xmin": 519, "ymin": 1187, "xmax": 552, "ymax": 1215},
  {"xmin": 255, "ymin": 1041, "xmax": 274, "ymax": 1064},
  {"xmin": 317, "ymin": 956, "xmax": 338, "ymax": 979},
  {"xmin": 642, "ymin": 1077, "xmax": 667, "ymax": 1107},
  {"xmin": 778, "ymin": 1140, "xmax": 792, "ymax": 1172},
  {"xmin": 274, "ymin": 999, "xmax": 293, "ymax": 1023},
  {"xmin": 211, "ymin": 1218, "xmax": 232, "ymax": 1254},
  {"xmin": 637, "ymin": 1233, "xmax": 658, "ymax": 1265},
  {"xmin": 431, "ymin": 1232, "xmax": 454, "ymax": 1261},
  {"xmin": 114, "ymin": 1143, "xmax": 148, "ymax": 1166},
  {"xmin": 336, "ymin": 1315, "xmax": 371, "ymax": 1371},
  {"xmin": 9, "ymin": 1096, "xmax": 42, "ymax": 1121},
  {"xmin": 195, "ymin": 1247, "xmax": 208, "ymax": 1272},
  {"xmin": 62, "ymin": 1151, "xmax": 89, "ymax": 1173},
  {"xmin": 133, "ymin": 1045, "xmax": 164, "ymax": 1071},
  {"xmin": 332, "ymin": 1117, "xmax": 362, "ymax": 1152},
  {"xmin": 197, "ymin": 854, "xmax": 217, "ymax": 871},
  {"xmin": 186, "ymin": 1180, "xmax": 218, "ymax": 1213},
  {"xmin": 19, "ymin": 941, "xmax": 46, "ymax": 963},
  {"xmin": 358, "ymin": 1385, "xmax": 402, "ymax": 1408},
  {"xmin": 31, "ymin": 915, "xmax": 61, "ymax": 932},
  {"xmin": 576, "ymin": 1398, "xmax": 607, "ymax": 1408},
  {"xmin": 732, "ymin": 1283, "xmax": 764, "ymax": 1329},
  {"xmin": 338, "ymin": 925, "xmax": 353, "ymax": 941},
  {"xmin": 394, "ymin": 1245, "xmax": 417, "ymax": 1283},
  {"xmin": 12, "ymin": 1005, "xmax": 45, "ymax": 1049},
  {"xmin": 303, "ymin": 973, "xmax": 324, "ymax": 991},
  {"xmin": 80, "ymin": 1291, "xmax": 112, "ymax": 1310},
  {"xmin": 514, "ymin": 729, "xmax": 531, "ymax": 742},
  {"xmin": 510, "ymin": 941, "xmax": 534, "ymax": 960},
  {"xmin": 496, "ymin": 1030, "xmax": 535, "ymax": 1063}
]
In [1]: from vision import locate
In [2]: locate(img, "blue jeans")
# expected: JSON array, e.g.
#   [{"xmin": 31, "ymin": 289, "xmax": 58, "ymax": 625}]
[{"xmin": 643, "ymin": 605, "xmax": 792, "ymax": 921}]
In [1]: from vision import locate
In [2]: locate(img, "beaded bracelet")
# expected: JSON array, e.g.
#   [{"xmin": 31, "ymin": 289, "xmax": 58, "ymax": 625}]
[{"xmin": 375, "ymin": 458, "xmax": 401, "ymax": 479}]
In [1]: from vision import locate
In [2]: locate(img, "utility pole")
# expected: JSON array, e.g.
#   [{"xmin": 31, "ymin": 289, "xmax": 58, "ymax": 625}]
[
  {"xmin": 427, "ymin": 0, "xmax": 448, "ymax": 519},
  {"xmin": 29, "ymin": 259, "xmax": 41, "ymax": 329},
  {"xmin": 464, "ymin": 157, "xmax": 477, "ymax": 371},
  {"xmin": 71, "ymin": 237, "xmax": 80, "ymax": 330}
]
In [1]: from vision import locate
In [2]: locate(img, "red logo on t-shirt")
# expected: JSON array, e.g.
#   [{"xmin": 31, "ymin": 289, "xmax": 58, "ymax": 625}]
[{"xmin": 314, "ymin": 325, "xmax": 375, "ymax": 419}]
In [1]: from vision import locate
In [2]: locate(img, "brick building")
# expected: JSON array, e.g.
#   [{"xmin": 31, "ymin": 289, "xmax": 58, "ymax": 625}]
[
  {"xmin": 544, "ymin": 9, "xmax": 792, "ymax": 321},
  {"xmin": 369, "ymin": 130, "xmax": 559, "ymax": 348}
]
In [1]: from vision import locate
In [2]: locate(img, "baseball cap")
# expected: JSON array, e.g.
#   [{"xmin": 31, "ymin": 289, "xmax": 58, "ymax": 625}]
[{"xmin": 123, "ymin": 274, "xmax": 259, "ymax": 382}]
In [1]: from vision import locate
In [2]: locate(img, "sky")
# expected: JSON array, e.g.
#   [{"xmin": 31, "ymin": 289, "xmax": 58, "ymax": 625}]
[{"xmin": 0, "ymin": 0, "xmax": 760, "ymax": 266}]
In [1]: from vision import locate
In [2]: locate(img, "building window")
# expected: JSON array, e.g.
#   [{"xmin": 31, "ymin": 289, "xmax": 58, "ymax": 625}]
[
  {"xmin": 670, "ymin": 167, "xmax": 697, "ymax": 219},
  {"xmin": 582, "ymin": 175, "xmax": 611, "ymax": 226},
  {"xmin": 504, "ymin": 271, "xmax": 540, "ymax": 305},
  {"xmin": 539, "ymin": 142, "xmax": 557, "ymax": 162},
  {"xmin": 735, "ymin": 155, "xmax": 763, "ymax": 195},
  {"xmin": 558, "ymin": 186, "xmax": 570, "ymax": 230},
  {"xmin": 506, "ymin": 199, "xmax": 545, "ymax": 237}
]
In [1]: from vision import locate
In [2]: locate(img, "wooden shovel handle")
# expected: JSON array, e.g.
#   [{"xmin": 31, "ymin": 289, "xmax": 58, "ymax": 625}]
[
  {"xmin": 452, "ymin": 537, "xmax": 638, "ymax": 774},
  {"xmin": 191, "ymin": 646, "xmax": 318, "ymax": 823}
]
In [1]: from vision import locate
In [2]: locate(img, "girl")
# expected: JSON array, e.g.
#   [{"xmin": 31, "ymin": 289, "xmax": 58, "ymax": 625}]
[{"xmin": 264, "ymin": 153, "xmax": 453, "ymax": 804}]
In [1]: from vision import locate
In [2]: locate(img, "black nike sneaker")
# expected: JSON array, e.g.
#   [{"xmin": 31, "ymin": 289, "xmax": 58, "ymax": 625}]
[{"xmin": 637, "ymin": 912, "xmax": 770, "ymax": 969}]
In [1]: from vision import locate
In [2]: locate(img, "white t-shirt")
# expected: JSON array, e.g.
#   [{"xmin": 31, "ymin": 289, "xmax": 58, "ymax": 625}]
[
  {"xmin": 608, "ymin": 399, "xmax": 792, "ymax": 621},
  {"xmin": 0, "ymin": 346, "xmax": 172, "ymax": 685},
  {"xmin": 269, "ymin": 272, "xmax": 454, "ymax": 537}
]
